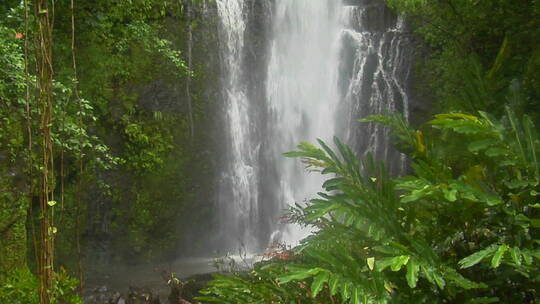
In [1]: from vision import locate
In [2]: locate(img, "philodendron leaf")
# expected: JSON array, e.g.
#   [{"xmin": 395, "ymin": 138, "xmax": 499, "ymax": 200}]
[{"xmin": 459, "ymin": 245, "xmax": 498, "ymax": 268}]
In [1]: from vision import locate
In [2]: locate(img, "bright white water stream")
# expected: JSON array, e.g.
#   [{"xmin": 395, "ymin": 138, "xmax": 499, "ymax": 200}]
[
  {"xmin": 266, "ymin": 0, "xmax": 342, "ymax": 244},
  {"xmin": 216, "ymin": 0, "xmax": 413, "ymax": 253}
]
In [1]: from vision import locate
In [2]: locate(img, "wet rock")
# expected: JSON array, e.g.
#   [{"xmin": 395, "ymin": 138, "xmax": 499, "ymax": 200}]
[
  {"xmin": 126, "ymin": 286, "xmax": 161, "ymax": 304},
  {"xmin": 83, "ymin": 285, "xmax": 128, "ymax": 304}
]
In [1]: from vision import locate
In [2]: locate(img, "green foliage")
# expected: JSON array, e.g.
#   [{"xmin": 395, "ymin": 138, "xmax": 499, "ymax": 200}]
[
  {"xmin": 122, "ymin": 115, "xmax": 174, "ymax": 173},
  {"xmin": 0, "ymin": 268, "xmax": 82, "ymax": 304},
  {"xmin": 0, "ymin": 21, "xmax": 29, "ymax": 276},
  {"xmin": 200, "ymin": 107, "xmax": 539, "ymax": 302},
  {"xmin": 0, "ymin": 25, "xmax": 25, "ymax": 158},
  {"xmin": 385, "ymin": 0, "xmax": 540, "ymax": 117},
  {"xmin": 0, "ymin": 0, "xmax": 211, "ymax": 273}
]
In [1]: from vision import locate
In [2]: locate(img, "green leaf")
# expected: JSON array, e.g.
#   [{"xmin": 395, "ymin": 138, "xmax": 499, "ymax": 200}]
[
  {"xmin": 406, "ymin": 259, "xmax": 420, "ymax": 288},
  {"xmin": 510, "ymin": 247, "xmax": 522, "ymax": 265},
  {"xmin": 485, "ymin": 147, "xmax": 508, "ymax": 157},
  {"xmin": 367, "ymin": 257, "xmax": 375, "ymax": 271},
  {"xmin": 465, "ymin": 297, "xmax": 500, "ymax": 304},
  {"xmin": 433, "ymin": 272, "xmax": 446, "ymax": 289},
  {"xmin": 491, "ymin": 245, "xmax": 509, "ymax": 268},
  {"xmin": 277, "ymin": 268, "xmax": 322, "ymax": 284},
  {"xmin": 468, "ymin": 139, "xmax": 496, "ymax": 152},
  {"xmin": 522, "ymin": 251, "xmax": 533, "ymax": 265},
  {"xmin": 322, "ymin": 177, "xmax": 345, "ymax": 190},
  {"xmin": 391, "ymin": 255, "xmax": 410, "ymax": 271},
  {"xmin": 47, "ymin": 200, "xmax": 57, "ymax": 207},
  {"xmin": 341, "ymin": 281, "xmax": 351, "ymax": 300},
  {"xmin": 376, "ymin": 257, "xmax": 395, "ymax": 272},
  {"xmin": 445, "ymin": 268, "xmax": 486, "ymax": 289},
  {"xmin": 352, "ymin": 286, "xmax": 361, "ymax": 304},
  {"xmin": 329, "ymin": 276, "xmax": 340, "ymax": 296},
  {"xmin": 459, "ymin": 245, "xmax": 498, "ymax": 268},
  {"xmin": 443, "ymin": 188, "xmax": 458, "ymax": 202},
  {"xmin": 372, "ymin": 245, "xmax": 402, "ymax": 255},
  {"xmin": 311, "ymin": 272, "xmax": 328, "ymax": 297},
  {"xmin": 377, "ymin": 255, "xmax": 409, "ymax": 272}
]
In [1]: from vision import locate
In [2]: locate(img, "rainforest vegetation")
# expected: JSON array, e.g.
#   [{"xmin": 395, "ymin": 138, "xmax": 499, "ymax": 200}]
[{"xmin": 0, "ymin": 0, "xmax": 539, "ymax": 303}]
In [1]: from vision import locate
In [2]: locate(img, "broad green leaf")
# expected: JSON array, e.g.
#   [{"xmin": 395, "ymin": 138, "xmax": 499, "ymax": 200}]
[
  {"xmin": 445, "ymin": 268, "xmax": 486, "ymax": 289},
  {"xmin": 277, "ymin": 267, "xmax": 322, "ymax": 284},
  {"xmin": 522, "ymin": 251, "xmax": 533, "ymax": 265},
  {"xmin": 504, "ymin": 179, "xmax": 530, "ymax": 189},
  {"xmin": 459, "ymin": 245, "xmax": 498, "ymax": 268},
  {"xmin": 468, "ymin": 139, "xmax": 496, "ymax": 152},
  {"xmin": 376, "ymin": 257, "xmax": 395, "ymax": 272},
  {"xmin": 372, "ymin": 245, "xmax": 401, "ymax": 255},
  {"xmin": 377, "ymin": 255, "xmax": 409, "ymax": 272},
  {"xmin": 311, "ymin": 272, "xmax": 328, "ymax": 297},
  {"xmin": 510, "ymin": 247, "xmax": 522, "ymax": 265},
  {"xmin": 365, "ymin": 257, "xmax": 375, "ymax": 271},
  {"xmin": 443, "ymin": 188, "xmax": 458, "ymax": 202},
  {"xmin": 485, "ymin": 147, "xmax": 508, "ymax": 157},
  {"xmin": 491, "ymin": 245, "xmax": 509, "ymax": 268},
  {"xmin": 384, "ymin": 281, "xmax": 395, "ymax": 293},
  {"xmin": 322, "ymin": 177, "xmax": 345, "ymax": 190},
  {"xmin": 391, "ymin": 255, "xmax": 410, "ymax": 271}
]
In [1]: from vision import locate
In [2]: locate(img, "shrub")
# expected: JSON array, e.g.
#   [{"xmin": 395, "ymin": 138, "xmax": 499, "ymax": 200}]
[{"xmin": 198, "ymin": 108, "xmax": 539, "ymax": 303}]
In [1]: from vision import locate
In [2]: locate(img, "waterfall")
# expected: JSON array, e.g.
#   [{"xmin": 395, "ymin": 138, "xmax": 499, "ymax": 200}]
[
  {"xmin": 216, "ymin": 0, "xmax": 413, "ymax": 252},
  {"xmin": 339, "ymin": 3, "xmax": 413, "ymax": 176},
  {"xmin": 265, "ymin": 0, "xmax": 342, "ymax": 244},
  {"xmin": 216, "ymin": 0, "xmax": 261, "ymax": 252}
]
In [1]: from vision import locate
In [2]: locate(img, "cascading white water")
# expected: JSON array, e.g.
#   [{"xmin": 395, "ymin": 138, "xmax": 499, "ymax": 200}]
[
  {"xmin": 340, "ymin": 4, "xmax": 413, "ymax": 176},
  {"xmin": 266, "ymin": 0, "xmax": 343, "ymax": 244},
  {"xmin": 216, "ymin": 0, "xmax": 261, "ymax": 251},
  {"xmin": 216, "ymin": 0, "xmax": 413, "ymax": 251}
]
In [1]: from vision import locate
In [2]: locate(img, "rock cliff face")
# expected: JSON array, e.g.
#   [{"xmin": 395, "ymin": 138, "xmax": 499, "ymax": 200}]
[
  {"xmin": 338, "ymin": 0, "xmax": 417, "ymax": 176},
  {"xmin": 82, "ymin": 3, "xmax": 225, "ymax": 268}
]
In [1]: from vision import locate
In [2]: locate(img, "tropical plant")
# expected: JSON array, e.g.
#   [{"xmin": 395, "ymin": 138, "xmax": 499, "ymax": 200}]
[
  {"xmin": 0, "ymin": 268, "xmax": 82, "ymax": 304},
  {"xmin": 199, "ymin": 106, "xmax": 539, "ymax": 303}
]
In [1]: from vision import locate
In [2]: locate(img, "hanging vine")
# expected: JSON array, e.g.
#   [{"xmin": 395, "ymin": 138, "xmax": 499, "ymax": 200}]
[
  {"xmin": 34, "ymin": 0, "xmax": 55, "ymax": 302},
  {"xmin": 70, "ymin": 0, "xmax": 85, "ymax": 290}
]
